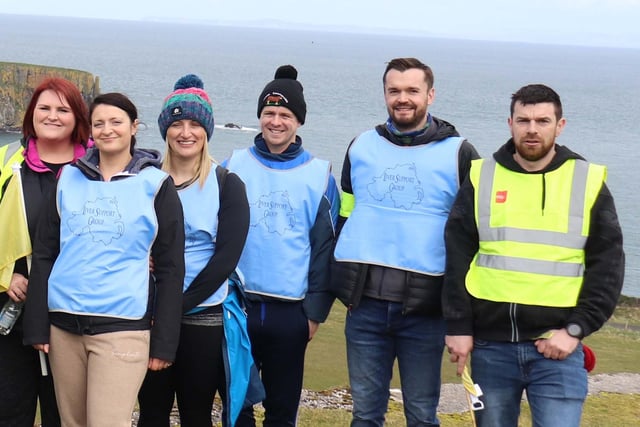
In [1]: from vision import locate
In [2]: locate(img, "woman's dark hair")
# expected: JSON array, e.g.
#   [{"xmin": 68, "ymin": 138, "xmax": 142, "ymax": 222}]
[{"xmin": 90, "ymin": 93, "xmax": 138, "ymax": 153}]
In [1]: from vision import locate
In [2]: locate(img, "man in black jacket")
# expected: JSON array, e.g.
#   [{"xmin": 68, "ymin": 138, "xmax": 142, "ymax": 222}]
[
  {"xmin": 331, "ymin": 57, "xmax": 479, "ymax": 426},
  {"xmin": 443, "ymin": 84, "xmax": 624, "ymax": 427}
]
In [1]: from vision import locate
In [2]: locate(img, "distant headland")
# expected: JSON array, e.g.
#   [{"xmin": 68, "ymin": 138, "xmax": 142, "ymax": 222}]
[{"xmin": 0, "ymin": 62, "xmax": 99, "ymax": 132}]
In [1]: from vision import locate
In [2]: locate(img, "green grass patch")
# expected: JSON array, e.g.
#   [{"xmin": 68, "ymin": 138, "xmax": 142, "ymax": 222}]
[
  {"xmin": 283, "ymin": 393, "xmax": 640, "ymax": 426},
  {"xmin": 305, "ymin": 301, "xmax": 640, "ymax": 390},
  {"xmin": 37, "ymin": 298, "xmax": 640, "ymax": 426}
]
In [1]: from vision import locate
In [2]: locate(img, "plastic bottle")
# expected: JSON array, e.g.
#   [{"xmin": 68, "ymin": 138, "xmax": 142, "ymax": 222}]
[{"xmin": 0, "ymin": 299, "xmax": 24, "ymax": 335}]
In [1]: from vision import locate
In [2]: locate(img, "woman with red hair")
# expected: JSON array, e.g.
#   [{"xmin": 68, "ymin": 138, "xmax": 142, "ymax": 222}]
[{"xmin": 0, "ymin": 77, "xmax": 91, "ymax": 427}]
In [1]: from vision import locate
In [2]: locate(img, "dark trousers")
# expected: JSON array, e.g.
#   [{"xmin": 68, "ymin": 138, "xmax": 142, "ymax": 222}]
[
  {"xmin": 0, "ymin": 322, "xmax": 60, "ymax": 427},
  {"xmin": 138, "ymin": 319, "xmax": 226, "ymax": 427},
  {"xmin": 235, "ymin": 301, "xmax": 309, "ymax": 427}
]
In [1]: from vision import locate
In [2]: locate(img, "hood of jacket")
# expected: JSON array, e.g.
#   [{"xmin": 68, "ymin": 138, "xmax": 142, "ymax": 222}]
[
  {"xmin": 376, "ymin": 114, "xmax": 461, "ymax": 147},
  {"xmin": 491, "ymin": 139, "xmax": 591, "ymax": 229},
  {"xmin": 493, "ymin": 139, "xmax": 585, "ymax": 174},
  {"xmin": 74, "ymin": 147, "xmax": 163, "ymax": 180},
  {"xmin": 253, "ymin": 134, "xmax": 304, "ymax": 162},
  {"xmin": 23, "ymin": 137, "xmax": 91, "ymax": 177}
]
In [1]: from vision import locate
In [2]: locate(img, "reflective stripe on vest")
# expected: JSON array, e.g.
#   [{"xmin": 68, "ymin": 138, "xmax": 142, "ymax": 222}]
[
  {"xmin": 478, "ymin": 158, "xmax": 590, "ymax": 262},
  {"xmin": 466, "ymin": 158, "xmax": 605, "ymax": 307},
  {"xmin": 0, "ymin": 142, "xmax": 24, "ymax": 196}
]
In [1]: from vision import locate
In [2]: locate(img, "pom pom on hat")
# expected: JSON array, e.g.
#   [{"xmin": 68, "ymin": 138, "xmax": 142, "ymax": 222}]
[
  {"xmin": 158, "ymin": 74, "xmax": 214, "ymax": 140},
  {"xmin": 257, "ymin": 65, "xmax": 307, "ymax": 124},
  {"xmin": 274, "ymin": 65, "xmax": 298, "ymax": 80},
  {"xmin": 174, "ymin": 74, "xmax": 205, "ymax": 90}
]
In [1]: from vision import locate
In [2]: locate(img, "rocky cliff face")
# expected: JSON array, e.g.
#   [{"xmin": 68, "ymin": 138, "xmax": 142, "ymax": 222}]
[{"xmin": 0, "ymin": 62, "xmax": 99, "ymax": 132}]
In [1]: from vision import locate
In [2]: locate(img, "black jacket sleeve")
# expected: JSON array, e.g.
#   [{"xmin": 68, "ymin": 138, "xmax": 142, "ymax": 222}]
[
  {"xmin": 303, "ymin": 194, "xmax": 338, "ymax": 323},
  {"xmin": 182, "ymin": 172, "xmax": 249, "ymax": 313},
  {"xmin": 568, "ymin": 183, "xmax": 625, "ymax": 337},
  {"xmin": 458, "ymin": 140, "xmax": 481, "ymax": 185},
  {"xmin": 336, "ymin": 143, "xmax": 354, "ymax": 237},
  {"xmin": 442, "ymin": 177, "xmax": 478, "ymax": 336},
  {"xmin": 23, "ymin": 185, "xmax": 60, "ymax": 345},
  {"xmin": 148, "ymin": 178, "xmax": 185, "ymax": 361}
]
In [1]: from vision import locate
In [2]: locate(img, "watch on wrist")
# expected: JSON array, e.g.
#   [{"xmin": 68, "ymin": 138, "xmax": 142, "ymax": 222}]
[{"xmin": 566, "ymin": 323, "xmax": 583, "ymax": 339}]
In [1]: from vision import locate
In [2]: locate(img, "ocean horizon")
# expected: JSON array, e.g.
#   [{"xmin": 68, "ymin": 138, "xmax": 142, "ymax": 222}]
[{"xmin": 1, "ymin": 14, "xmax": 638, "ymax": 296}]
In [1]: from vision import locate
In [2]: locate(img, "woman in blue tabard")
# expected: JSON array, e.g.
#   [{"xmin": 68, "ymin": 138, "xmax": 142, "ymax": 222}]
[
  {"xmin": 137, "ymin": 75, "xmax": 262, "ymax": 427},
  {"xmin": 23, "ymin": 92, "xmax": 185, "ymax": 427}
]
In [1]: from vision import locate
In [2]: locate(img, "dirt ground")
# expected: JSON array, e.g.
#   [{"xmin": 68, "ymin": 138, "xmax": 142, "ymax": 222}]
[
  {"xmin": 427, "ymin": 372, "xmax": 640, "ymax": 414},
  {"xmin": 129, "ymin": 372, "xmax": 639, "ymax": 425}
]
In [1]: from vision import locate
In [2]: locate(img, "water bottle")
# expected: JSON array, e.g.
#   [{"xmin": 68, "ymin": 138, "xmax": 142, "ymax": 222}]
[{"xmin": 0, "ymin": 299, "xmax": 24, "ymax": 335}]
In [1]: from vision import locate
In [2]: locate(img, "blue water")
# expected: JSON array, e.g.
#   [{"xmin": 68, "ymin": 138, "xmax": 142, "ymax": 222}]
[{"xmin": 1, "ymin": 14, "xmax": 638, "ymax": 296}]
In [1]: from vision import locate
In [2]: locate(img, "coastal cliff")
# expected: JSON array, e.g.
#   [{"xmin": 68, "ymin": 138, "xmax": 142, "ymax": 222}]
[{"xmin": 0, "ymin": 62, "xmax": 99, "ymax": 132}]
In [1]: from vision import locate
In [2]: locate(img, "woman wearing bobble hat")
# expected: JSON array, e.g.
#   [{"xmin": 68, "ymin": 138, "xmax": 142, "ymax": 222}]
[{"xmin": 138, "ymin": 74, "xmax": 262, "ymax": 427}]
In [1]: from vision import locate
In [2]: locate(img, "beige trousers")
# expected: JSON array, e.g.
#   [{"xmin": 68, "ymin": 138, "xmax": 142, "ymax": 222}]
[{"xmin": 48, "ymin": 325, "xmax": 150, "ymax": 427}]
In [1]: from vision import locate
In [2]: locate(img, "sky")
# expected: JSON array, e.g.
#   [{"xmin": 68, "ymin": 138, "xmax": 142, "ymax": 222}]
[{"xmin": 3, "ymin": 0, "xmax": 640, "ymax": 48}]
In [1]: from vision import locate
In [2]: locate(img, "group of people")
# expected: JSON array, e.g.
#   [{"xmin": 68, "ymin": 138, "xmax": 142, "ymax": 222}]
[{"xmin": 0, "ymin": 56, "xmax": 625, "ymax": 427}]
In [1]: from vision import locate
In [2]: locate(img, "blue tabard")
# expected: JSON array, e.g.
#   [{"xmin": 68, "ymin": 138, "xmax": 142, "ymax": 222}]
[
  {"xmin": 226, "ymin": 148, "xmax": 330, "ymax": 299},
  {"xmin": 334, "ymin": 130, "xmax": 463, "ymax": 275},
  {"xmin": 179, "ymin": 166, "xmax": 227, "ymax": 308},
  {"xmin": 48, "ymin": 165, "xmax": 167, "ymax": 318}
]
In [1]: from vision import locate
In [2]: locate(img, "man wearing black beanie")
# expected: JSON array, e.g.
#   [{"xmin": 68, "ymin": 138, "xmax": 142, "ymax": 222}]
[
  {"xmin": 257, "ymin": 64, "xmax": 307, "ymax": 125},
  {"xmin": 225, "ymin": 65, "xmax": 340, "ymax": 427}
]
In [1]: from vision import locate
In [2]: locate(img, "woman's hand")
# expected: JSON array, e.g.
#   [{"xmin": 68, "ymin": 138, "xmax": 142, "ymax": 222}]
[
  {"xmin": 33, "ymin": 344, "xmax": 50, "ymax": 353},
  {"xmin": 7, "ymin": 273, "xmax": 28, "ymax": 303}
]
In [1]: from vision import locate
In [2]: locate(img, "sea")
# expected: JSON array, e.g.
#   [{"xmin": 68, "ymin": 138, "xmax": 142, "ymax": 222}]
[{"xmin": 1, "ymin": 14, "xmax": 638, "ymax": 297}]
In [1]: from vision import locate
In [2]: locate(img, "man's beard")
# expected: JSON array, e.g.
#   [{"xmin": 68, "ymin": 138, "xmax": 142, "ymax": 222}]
[
  {"xmin": 390, "ymin": 104, "xmax": 426, "ymax": 132},
  {"xmin": 515, "ymin": 138, "xmax": 554, "ymax": 162}
]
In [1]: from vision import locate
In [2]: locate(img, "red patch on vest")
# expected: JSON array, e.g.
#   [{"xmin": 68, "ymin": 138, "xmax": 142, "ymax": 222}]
[{"xmin": 495, "ymin": 190, "xmax": 507, "ymax": 203}]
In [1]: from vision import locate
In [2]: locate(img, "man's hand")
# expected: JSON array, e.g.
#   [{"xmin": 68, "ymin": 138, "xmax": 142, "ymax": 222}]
[
  {"xmin": 148, "ymin": 357, "xmax": 173, "ymax": 371},
  {"xmin": 445, "ymin": 335, "xmax": 474, "ymax": 376},
  {"xmin": 7, "ymin": 273, "xmax": 28, "ymax": 303},
  {"xmin": 308, "ymin": 320, "xmax": 320, "ymax": 341},
  {"xmin": 534, "ymin": 328, "xmax": 579, "ymax": 360}
]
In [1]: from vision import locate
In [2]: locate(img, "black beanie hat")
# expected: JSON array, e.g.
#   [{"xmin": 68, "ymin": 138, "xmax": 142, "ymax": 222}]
[{"xmin": 257, "ymin": 65, "xmax": 306, "ymax": 124}]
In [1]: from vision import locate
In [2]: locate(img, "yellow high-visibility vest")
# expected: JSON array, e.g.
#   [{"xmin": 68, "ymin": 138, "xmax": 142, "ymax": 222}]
[
  {"xmin": 466, "ymin": 158, "xmax": 606, "ymax": 307},
  {"xmin": 0, "ymin": 142, "xmax": 24, "ymax": 197}
]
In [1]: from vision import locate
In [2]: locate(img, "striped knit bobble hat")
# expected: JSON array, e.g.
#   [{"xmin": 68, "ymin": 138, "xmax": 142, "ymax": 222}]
[
  {"xmin": 257, "ymin": 65, "xmax": 306, "ymax": 124},
  {"xmin": 158, "ymin": 74, "xmax": 214, "ymax": 140}
]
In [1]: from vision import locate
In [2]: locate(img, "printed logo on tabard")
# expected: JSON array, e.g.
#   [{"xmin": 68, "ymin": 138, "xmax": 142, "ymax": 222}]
[
  {"xmin": 66, "ymin": 197, "xmax": 125, "ymax": 245},
  {"xmin": 249, "ymin": 190, "xmax": 297, "ymax": 235},
  {"xmin": 495, "ymin": 190, "xmax": 507, "ymax": 203},
  {"xmin": 367, "ymin": 163, "xmax": 424, "ymax": 210},
  {"xmin": 171, "ymin": 106, "xmax": 182, "ymax": 116}
]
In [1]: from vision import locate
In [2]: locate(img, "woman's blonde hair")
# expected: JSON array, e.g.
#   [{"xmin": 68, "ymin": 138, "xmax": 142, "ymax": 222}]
[{"xmin": 162, "ymin": 135, "xmax": 215, "ymax": 188}]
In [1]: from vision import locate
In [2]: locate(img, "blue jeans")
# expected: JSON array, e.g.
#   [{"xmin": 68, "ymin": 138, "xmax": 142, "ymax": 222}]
[
  {"xmin": 471, "ymin": 340, "xmax": 588, "ymax": 427},
  {"xmin": 345, "ymin": 297, "xmax": 445, "ymax": 427}
]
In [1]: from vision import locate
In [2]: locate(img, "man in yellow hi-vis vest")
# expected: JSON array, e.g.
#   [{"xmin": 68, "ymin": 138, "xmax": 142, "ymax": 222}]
[{"xmin": 443, "ymin": 84, "xmax": 624, "ymax": 427}]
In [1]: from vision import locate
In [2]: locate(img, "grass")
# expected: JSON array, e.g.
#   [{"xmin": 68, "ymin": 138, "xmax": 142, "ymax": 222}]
[
  {"xmin": 294, "ymin": 393, "xmax": 640, "ymax": 426},
  {"xmin": 305, "ymin": 300, "xmax": 640, "ymax": 389},
  {"xmin": 299, "ymin": 299, "xmax": 640, "ymax": 426},
  {"xmin": 35, "ymin": 298, "xmax": 640, "ymax": 426}
]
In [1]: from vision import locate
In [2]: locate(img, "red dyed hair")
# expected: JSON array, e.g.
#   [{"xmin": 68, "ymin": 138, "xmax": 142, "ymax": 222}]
[{"xmin": 22, "ymin": 77, "xmax": 91, "ymax": 145}]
